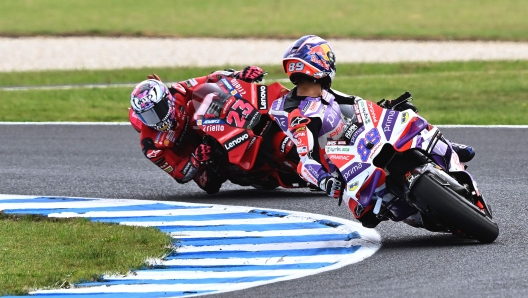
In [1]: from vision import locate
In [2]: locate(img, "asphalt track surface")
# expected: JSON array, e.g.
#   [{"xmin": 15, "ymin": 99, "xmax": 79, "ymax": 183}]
[{"xmin": 1, "ymin": 124, "xmax": 527, "ymax": 298}]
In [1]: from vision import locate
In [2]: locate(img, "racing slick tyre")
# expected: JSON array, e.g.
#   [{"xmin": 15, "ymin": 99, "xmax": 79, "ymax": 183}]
[{"xmin": 411, "ymin": 172, "xmax": 499, "ymax": 243}]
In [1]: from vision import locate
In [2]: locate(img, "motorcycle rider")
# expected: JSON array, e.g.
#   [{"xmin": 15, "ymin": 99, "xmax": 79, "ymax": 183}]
[
  {"xmin": 268, "ymin": 35, "xmax": 475, "ymax": 227},
  {"xmin": 129, "ymin": 66, "xmax": 266, "ymax": 194}
]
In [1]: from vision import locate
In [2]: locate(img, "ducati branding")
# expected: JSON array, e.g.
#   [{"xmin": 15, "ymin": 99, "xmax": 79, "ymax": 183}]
[
  {"xmin": 224, "ymin": 132, "xmax": 250, "ymax": 151},
  {"xmin": 257, "ymin": 85, "xmax": 268, "ymax": 110}
]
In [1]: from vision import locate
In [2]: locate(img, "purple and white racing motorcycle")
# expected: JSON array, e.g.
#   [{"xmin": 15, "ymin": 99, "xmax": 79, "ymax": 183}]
[{"xmin": 327, "ymin": 92, "xmax": 499, "ymax": 243}]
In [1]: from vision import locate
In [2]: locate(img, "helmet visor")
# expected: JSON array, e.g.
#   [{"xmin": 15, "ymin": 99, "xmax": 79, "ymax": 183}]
[{"xmin": 136, "ymin": 97, "xmax": 170, "ymax": 127}]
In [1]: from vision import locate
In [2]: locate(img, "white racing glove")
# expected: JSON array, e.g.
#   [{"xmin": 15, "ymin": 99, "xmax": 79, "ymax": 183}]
[{"xmin": 318, "ymin": 174, "xmax": 342, "ymax": 199}]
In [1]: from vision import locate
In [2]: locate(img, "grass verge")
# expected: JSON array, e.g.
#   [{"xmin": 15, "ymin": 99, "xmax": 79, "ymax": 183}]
[
  {"xmin": 1, "ymin": 0, "xmax": 528, "ymax": 41},
  {"xmin": 1, "ymin": 61, "xmax": 527, "ymax": 124},
  {"xmin": 0, "ymin": 212, "xmax": 173, "ymax": 296}
]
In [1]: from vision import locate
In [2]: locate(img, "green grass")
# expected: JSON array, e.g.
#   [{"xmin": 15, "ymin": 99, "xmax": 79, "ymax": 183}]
[
  {"xmin": 0, "ymin": 213, "xmax": 173, "ymax": 296},
  {"xmin": 2, "ymin": 0, "xmax": 528, "ymax": 41},
  {"xmin": 2, "ymin": 61, "xmax": 527, "ymax": 124}
]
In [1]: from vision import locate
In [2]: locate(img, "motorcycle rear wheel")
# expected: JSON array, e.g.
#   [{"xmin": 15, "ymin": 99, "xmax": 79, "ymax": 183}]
[{"xmin": 411, "ymin": 172, "xmax": 499, "ymax": 243}]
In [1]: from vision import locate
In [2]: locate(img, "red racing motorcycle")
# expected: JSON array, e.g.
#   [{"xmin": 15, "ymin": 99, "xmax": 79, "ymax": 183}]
[
  {"xmin": 129, "ymin": 77, "xmax": 307, "ymax": 191},
  {"xmin": 188, "ymin": 78, "xmax": 307, "ymax": 190}
]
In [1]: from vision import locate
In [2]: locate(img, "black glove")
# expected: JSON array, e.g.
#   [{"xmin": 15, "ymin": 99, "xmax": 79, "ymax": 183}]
[
  {"xmin": 377, "ymin": 91, "xmax": 418, "ymax": 113},
  {"xmin": 192, "ymin": 143, "xmax": 212, "ymax": 165}
]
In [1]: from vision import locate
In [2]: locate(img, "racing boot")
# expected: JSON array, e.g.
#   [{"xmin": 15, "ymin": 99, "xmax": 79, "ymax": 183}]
[{"xmin": 450, "ymin": 142, "xmax": 476, "ymax": 163}]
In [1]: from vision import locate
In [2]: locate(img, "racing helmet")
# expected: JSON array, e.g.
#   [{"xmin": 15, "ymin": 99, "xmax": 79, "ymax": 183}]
[
  {"xmin": 130, "ymin": 79, "xmax": 185, "ymax": 132},
  {"xmin": 282, "ymin": 35, "xmax": 336, "ymax": 88}
]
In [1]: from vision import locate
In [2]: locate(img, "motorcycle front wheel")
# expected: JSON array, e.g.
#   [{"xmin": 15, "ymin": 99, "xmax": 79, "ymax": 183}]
[{"xmin": 411, "ymin": 172, "xmax": 499, "ymax": 243}]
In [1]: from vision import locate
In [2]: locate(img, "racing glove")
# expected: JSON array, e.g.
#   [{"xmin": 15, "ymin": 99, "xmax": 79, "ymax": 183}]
[
  {"xmin": 147, "ymin": 73, "xmax": 162, "ymax": 81},
  {"xmin": 377, "ymin": 91, "xmax": 418, "ymax": 113},
  {"xmin": 237, "ymin": 66, "xmax": 267, "ymax": 83},
  {"xmin": 318, "ymin": 174, "xmax": 342, "ymax": 199},
  {"xmin": 192, "ymin": 143, "xmax": 212, "ymax": 165}
]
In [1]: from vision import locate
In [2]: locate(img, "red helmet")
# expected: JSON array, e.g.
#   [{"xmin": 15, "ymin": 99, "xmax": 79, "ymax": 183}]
[{"xmin": 283, "ymin": 35, "xmax": 336, "ymax": 88}]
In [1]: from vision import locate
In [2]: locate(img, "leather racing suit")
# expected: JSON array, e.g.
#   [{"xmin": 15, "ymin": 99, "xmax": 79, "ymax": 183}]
[{"xmin": 129, "ymin": 70, "xmax": 251, "ymax": 194}]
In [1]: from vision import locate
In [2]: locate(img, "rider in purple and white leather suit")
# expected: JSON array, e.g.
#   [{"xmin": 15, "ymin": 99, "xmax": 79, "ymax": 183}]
[{"xmin": 269, "ymin": 35, "xmax": 476, "ymax": 228}]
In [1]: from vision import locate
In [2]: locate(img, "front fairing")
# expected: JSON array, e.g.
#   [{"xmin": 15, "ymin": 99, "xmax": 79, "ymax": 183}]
[
  {"xmin": 326, "ymin": 99, "xmax": 428, "ymax": 207},
  {"xmin": 190, "ymin": 79, "xmax": 289, "ymax": 171}
]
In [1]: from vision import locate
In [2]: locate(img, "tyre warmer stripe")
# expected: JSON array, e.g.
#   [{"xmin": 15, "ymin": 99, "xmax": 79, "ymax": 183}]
[{"xmin": 0, "ymin": 194, "xmax": 381, "ymax": 298}]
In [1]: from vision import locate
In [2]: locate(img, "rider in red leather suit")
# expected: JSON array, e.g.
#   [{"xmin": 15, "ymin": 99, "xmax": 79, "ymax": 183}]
[{"xmin": 129, "ymin": 66, "xmax": 266, "ymax": 194}]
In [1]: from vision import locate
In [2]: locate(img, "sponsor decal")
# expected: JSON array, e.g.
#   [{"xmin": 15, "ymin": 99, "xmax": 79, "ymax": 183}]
[
  {"xmin": 202, "ymin": 124, "xmax": 225, "ymax": 132},
  {"xmin": 155, "ymin": 131, "xmax": 163, "ymax": 144},
  {"xmin": 301, "ymin": 168, "xmax": 318, "ymax": 184},
  {"xmin": 344, "ymin": 123, "xmax": 359, "ymax": 140},
  {"xmin": 153, "ymin": 157, "xmax": 166, "ymax": 165},
  {"xmin": 221, "ymin": 78, "xmax": 235, "ymax": 93},
  {"xmin": 229, "ymin": 78, "xmax": 247, "ymax": 95},
  {"xmin": 327, "ymin": 154, "xmax": 353, "ymax": 169},
  {"xmin": 158, "ymin": 161, "xmax": 173, "ymax": 173},
  {"xmin": 382, "ymin": 110, "xmax": 397, "ymax": 140},
  {"xmin": 290, "ymin": 116, "xmax": 309, "ymax": 128},
  {"xmin": 305, "ymin": 164, "xmax": 320, "ymax": 178},
  {"xmin": 353, "ymin": 104, "xmax": 363, "ymax": 123},
  {"xmin": 257, "ymin": 85, "xmax": 268, "ymax": 110},
  {"xmin": 202, "ymin": 119, "xmax": 222, "ymax": 124},
  {"xmin": 368, "ymin": 141, "xmax": 384, "ymax": 159},
  {"xmin": 146, "ymin": 149, "xmax": 162, "ymax": 159},
  {"xmin": 328, "ymin": 154, "xmax": 352, "ymax": 161},
  {"xmin": 349, "ymin": 125, "xmax": 365, "ymax": 145},
  {"xmin": 359, "ymin": 101, "xmax": 371, "ymax": 125},
  {"xmin": 348, "ymin": 180, "xmax": 360, "ymax": 191},
  {"xmin": 273, "ymin": 115, "xmax": 287, "ymax": 130},
  {"xmin": 167, "ymin": 130, "xmax": 176, "ymax": 142},
  {"xmin": 329, "ymin": 122, "xmax": 345, "ymax": 138},
  {"xmin": 367, "ymin": 101, "xmax": 380, "ymax": 126},
  {"xmin": 221, "ymin": 96, "xmax": 236, "ymax": 118},
  {"xmin": 170, "ymin": 83, "xmax": 186, "ymax": 95},
  {"xmin": 326, "ymin": 140, "xmax": 347, "ymax": 146},
  {"xmin": 198, "ymin": 170, "xmax": 208, "ymax": 187},
  {"xmin": 293, "ymin": 130, "xmax": 306, "ymax": 139},
  {"xmin": 183, "ymin": 80, "xmax": 193, "ymax": 88},
  {"xmin": 247, "ymin": 136, "xmax": 258, "ymax": 149},
  {"xmin": 307, "ymin": 101, "xmax": 320, "ymax": 113},
  {"xmin": 326, "ymin": 146, "xmax": 350, "ymax": 153},
  {"xmin": 341, "ymin": 162, "xmax": 369, "ymax": 181},
  {"xmin": 325, "ymin": 106, "xmax": 339, "ymax": 126},
  {"xmin": 280, "ymin": 136, "xmax": 290, "ymax": 154},
  {"xmin": 298, "ymin": 146, "xmax": 308, "ymax": 155},
  {"xmin": 401, "ymin": 112, "xmax": 409, "ymax": 124},
  {"xmin": 224, "ymin": 132, "xmax": 250, "ymax": 151},
  {"xmin": 188, "ymin": 78, "xmax": 198, "ymax": 86},
  {"xmin": 272, "ymin": 97, "xmax": 283, "ymax": 110},
  {"xmin": 308, "ymin": 45, "xmax": 331, "ymax": 70},
  {"xmin": 181, "ymin": 161, "xmax": 193, "ymax": 175}
]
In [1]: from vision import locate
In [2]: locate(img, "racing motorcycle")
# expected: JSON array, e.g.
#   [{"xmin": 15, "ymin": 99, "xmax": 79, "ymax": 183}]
[
  {"xmin": 188, "ymin": 77, "xmax": 307, "ymax": 190},
  {"xmin": 129, "ymin": 77, "xmax": 307, "ymax": 191},
  {"xmin": 327, "ymin": 92, "xmax": 499, "ymax": 243}
]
